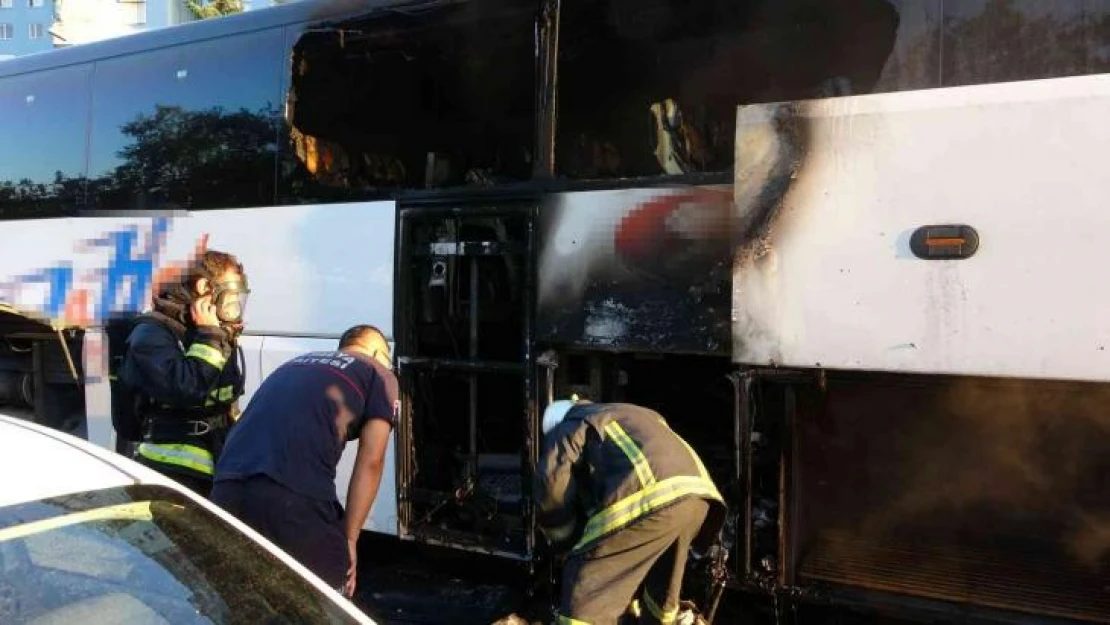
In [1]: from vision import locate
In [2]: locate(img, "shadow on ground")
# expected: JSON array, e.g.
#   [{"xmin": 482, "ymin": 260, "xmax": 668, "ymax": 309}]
[
  {"xmin": 348, "ymin": 537, "xmax": 924, "ymax": 625},
  {"xmin": 350, "ymin": 536, "xmax": 543, "ymax": 625}
]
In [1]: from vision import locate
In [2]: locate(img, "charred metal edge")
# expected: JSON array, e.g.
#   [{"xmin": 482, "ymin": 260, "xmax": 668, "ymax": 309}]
[
  {"xmin": 523, "ymin": 205, "xmax": 539, "ymax": 564},
  {"xmin": 733, "ymin": 102, "xmax": 811, "ymax": 251},
  {"xmin": 535, "ymin": 0, "xmax": 561, "ymax": 179}
]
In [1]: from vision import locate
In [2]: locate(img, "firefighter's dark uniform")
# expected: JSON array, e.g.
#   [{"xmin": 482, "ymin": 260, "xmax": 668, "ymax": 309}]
[
  {"xmin": 535, "ymin": 403, "xmax": 726, "ymax": 625},
  {"xmin": 118, "ymin": 311, "xmax": 243, "ymax": 497}
]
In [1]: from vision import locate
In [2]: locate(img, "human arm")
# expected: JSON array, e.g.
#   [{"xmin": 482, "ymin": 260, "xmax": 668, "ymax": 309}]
[
  {"xmin": 533, "ymin": 420, "xmax": 587, "ymax": 553},
  {"xmin": 341, "ymin": 368, "xmax": 398, "ymax": 597},
  {"xmin": 341, "ymin": 417, "xmax": 391, "ymax": 597},
  {"xmin": 123, "ymin": 311, "xmax": 231, "ymax": 406}
]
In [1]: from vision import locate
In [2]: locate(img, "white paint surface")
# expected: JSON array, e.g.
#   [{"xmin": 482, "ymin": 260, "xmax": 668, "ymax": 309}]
[
  {"xmin": 733, "ymin": 73, "xmax": 1110, "ymax": 382},
  {"xmin": 0, "ymin": 199, "xmax": 397, "ymax": 534}
]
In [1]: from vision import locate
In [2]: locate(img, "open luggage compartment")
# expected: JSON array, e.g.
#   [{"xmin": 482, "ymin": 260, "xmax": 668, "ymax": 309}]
[{"xmin": 394, "ymin": 201, "xmax": 538, "ymax": 559}]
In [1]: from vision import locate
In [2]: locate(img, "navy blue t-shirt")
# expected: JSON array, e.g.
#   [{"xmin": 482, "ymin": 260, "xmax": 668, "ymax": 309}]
[{"xmin": 215, "ymin": 350, "xmax": 399, "ymax": 501}]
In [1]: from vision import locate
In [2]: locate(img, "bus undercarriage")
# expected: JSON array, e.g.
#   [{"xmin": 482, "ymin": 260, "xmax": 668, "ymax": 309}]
[{"xmin": 0, "ymin": 309, "xmax": 86, "ymax": 438}]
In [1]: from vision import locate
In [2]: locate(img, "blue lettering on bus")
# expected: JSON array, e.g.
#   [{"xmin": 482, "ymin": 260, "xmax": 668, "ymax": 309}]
[
  {"xmin": 0, "ymin": 217, "xmax": 172, "ymax": 325},
  {"xmin": 11, "ymin": 265, "xmax": 75, "ymax": 321},
  {"xmin": 95, "ymin": 218, "xmax": 170, "ymax": 318}
]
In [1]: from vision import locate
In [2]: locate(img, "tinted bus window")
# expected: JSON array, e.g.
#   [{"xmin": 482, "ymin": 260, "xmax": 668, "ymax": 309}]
[
  {"xmin": 0, "ymin": 64, "xmax": 92, "ymax": 220},
  {"xmin": 279, "ymin": 0, "xmax": 536, "ymax": 203},
  {"xmin": 88, "ymin": 28, "xmax": 285, "ymax": 212}
]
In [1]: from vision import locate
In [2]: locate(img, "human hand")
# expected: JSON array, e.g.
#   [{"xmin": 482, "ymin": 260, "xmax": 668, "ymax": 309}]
[
  {"xmin": 343, "ymin": 538, "xmax": 358, "ymax": 598},
  {"xmin": 190, "ymin": 295, "xmax": 220, "ymax": 328}
]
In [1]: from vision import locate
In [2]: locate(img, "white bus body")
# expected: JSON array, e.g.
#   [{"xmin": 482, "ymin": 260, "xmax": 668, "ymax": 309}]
[
  {"xmin": 0, "ymin": 202, "xmax": 400, "ymax": 534},
  {"xmin": 731, "ymin": 73, "xmax": 1110, "ymax": 383},
  {"xmin": 2, "ymin": 0, "xmax": 1109, "ymax": 622}
]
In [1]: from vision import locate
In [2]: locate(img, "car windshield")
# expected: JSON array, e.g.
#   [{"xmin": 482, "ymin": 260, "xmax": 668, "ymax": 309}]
[{"xmin": 0, "ymin": 485, "xmax": 364, "ymax": 625}]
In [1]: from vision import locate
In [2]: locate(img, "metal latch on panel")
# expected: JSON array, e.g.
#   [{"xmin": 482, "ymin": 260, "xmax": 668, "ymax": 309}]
[{"xmin": 910, "ymin": 224, "xmax": 979, "ymax": 260}]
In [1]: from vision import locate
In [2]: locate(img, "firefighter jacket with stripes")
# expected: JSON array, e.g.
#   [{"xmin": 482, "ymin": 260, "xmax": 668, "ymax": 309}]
[
  {"xmin": 118, "ymin": 313, "xmax": 243, "ymax": 480},
  {"xmin": 534, "ymin": 402, "xmax": 727, "ymax": 555}
]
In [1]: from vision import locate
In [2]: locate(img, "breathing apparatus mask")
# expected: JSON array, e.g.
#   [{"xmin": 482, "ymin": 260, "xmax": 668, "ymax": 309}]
[{"xmin": 208, "ymin": 278, "xmax": 250, "ymax": 326}]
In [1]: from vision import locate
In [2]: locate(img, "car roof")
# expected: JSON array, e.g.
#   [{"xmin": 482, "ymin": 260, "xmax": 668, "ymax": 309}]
[{"xmin": 0, "ymin": 414, "xmax": 174, "ymax": 507}]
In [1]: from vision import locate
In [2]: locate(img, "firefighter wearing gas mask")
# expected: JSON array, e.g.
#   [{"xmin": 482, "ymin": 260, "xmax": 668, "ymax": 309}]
[{"xmin": 116, "ymin": 250, "xmax": 249, "ymax": 497}]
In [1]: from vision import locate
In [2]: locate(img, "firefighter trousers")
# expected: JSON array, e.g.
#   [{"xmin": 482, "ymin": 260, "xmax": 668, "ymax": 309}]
[{"xmin": 558, "ymin": 496, "xmax": 710, "ymax": 625}]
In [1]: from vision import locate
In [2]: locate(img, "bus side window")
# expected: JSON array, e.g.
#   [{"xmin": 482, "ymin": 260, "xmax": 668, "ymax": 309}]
[
  {"xmin": 87, "ymin": 28, "xmax": 285, "ymax": 213},
  {"xmin": 554, "ymin": 0, "xmax": 903, "ymax": 181},
  {"xmin": 0, "ymin": 64, "xmax": 91, "ymax": 221},
  {"xmin": 278, "ymin": 0, "xmax": 538, "ymax": 203},
  {"xmin": 553, "ymin": 0, "xmax": 1110, "ymax": 182}
]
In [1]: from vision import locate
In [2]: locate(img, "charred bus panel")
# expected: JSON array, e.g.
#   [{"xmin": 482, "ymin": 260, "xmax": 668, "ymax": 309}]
[
  {"xmin": 394, "ymin": 201, "xmax": 539, "ymax": 559},
  {"xmin": 717, "ymin": 76, "xmax": 1110, "ymax": 623},
  {"xmin": 730, "ymin": 76, "xmax": 1110, "ymax": 380}
]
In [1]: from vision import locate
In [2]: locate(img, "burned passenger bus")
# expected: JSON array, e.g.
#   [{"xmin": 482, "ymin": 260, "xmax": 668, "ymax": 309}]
[{"xmin": 0, "ymin": 0, "xmax": 1108, "ymax": 622}]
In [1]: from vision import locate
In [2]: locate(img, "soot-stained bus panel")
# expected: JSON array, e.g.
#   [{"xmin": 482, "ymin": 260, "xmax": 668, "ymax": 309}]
[
  {"xmin": 536, "ymin": 0, "xmax": 902, "ymax": 355},
  {"xmin": 536, "ymin": 187, "xmax": 734, "ymax": 355},
  {"xmin": 729, "ymin": 74, "xmax": 1110, "ymax": 382}
]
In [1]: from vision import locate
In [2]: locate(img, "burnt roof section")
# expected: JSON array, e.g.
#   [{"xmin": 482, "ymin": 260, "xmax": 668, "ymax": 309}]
[{"xmin": 0, "ymin": 0, "xmax": 443, "ymax": 79}]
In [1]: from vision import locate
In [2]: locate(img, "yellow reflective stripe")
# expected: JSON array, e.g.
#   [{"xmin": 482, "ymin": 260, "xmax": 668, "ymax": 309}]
[
  {"xmin": 629, "ymin": 599, "xmax": 642, "ymax": 619},
  {"xmin": 574, "ymin": 475, "xmax": 720, "ymax": 551},
  {"xmin": 185, "ymin": 343, "xmax": 227, "ymax": 369},
  {"xmin": 604, "ymin": 422, "xmax": 656, "ymax": 488},
  {"xmin": 558, "ymin": 616, "xmax": 590, "ymax": 625},
  {"xmin": 642, "ymin": 590, "xmax": 679, "ymax": 623},
  {"xmin": 204, "ymin": 385, "xmax": 235, "ymax": 406},
  {"xmin": 137, "ymin": 442, "xmax": 214, "ymax": 475}
]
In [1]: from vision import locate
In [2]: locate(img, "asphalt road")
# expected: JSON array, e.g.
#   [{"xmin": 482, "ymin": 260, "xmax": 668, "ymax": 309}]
[
  {"xmin": 350, "ymin": 538, "xmax": 539, "ymax": 624},
  {"xmin": 346, "ymin": 538, "xmax": 915, "ymax": 625}
]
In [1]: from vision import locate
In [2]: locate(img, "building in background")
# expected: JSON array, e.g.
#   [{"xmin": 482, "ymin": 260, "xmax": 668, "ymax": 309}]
[
  {"xmin": 244, "ymin": 0, "xmax": 296, "ymax": 9},
  {"xmin": 0, "ymin": 0, "xmax": 298, "ymax": 57},
  {"xmin": 0, "ymin": 0, "xmax": 56, "ymax": 60},
  {"xmin": 49, "ymin": 0, "xmax": 197, "ymax": 49}
]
